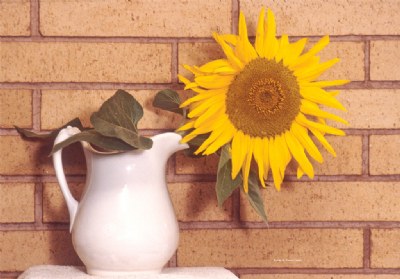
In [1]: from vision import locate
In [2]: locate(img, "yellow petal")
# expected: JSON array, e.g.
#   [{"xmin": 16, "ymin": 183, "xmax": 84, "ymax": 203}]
[
  {"xmin": 188, "ymin": 94, "xmax": 225, "ymax": 118},
  {"xmin": 293, "ymin": 35, "xmax": 330, "ymax": 68},
  {"xmin": 291, "ymin": 122, "xmax": 323, "ymax": 163},
  {"xmin": 262, "ymin": 137, "xmax": 271, "ymax": 180},
  {"xmin": 283, "ymin": 38, "xmax": 307, "ymax": 66},
  {"xmin": 242, "ymin": 140, "xmax": 253, "ymax": 193},
  {"xmin": 195, "ymin": 74, "xmax": 234, "ymax": 89},
  {"xmin": 297, "ymin": 58, "xmax": 340, "ymax": 82},
  {"xmin": 252, "ymin": 137, "xmax": 266, "ymax": 188},
  {"xmin": 180, "ymin": 88, "xmax": 226, "ymax": 107},
  {"xmin": 300, "ymin": 87, "xmax": 346, "ymax": 111},
  {"xmin": 297, "ymin": 167, "xmax": 305, "ymax": 179},
  {"xmin": 269, "ymin": 137, "xmax": 284, "ymax": 191},
  {"xmin": 194, "ymin": 104, "xmax": 225, "ymax": 128},
  {"xmin": 296, "ymin": 113, "xmax": 345, "ymax": 136},
  {"xmin": 255, "ymin": 7, "xmax": 265, "ymax": 56},
  {"xmin": 177, "ymin": 121, "xmax": 195, "ymax": 132},
  {"xmin": 235, "ymin": 12, "xmax": 258, "ymax": 63},
  {"xmin": 284, "ymin": 131, "xmax": 314, "ymax": 179},
  {"xmin": 195, "ymin": 122, "xmax": 227, "ymax": 154},
  {"xmin": 275, "ymin": 34, "xmax": 289, "ymax": 62},
  {"xmin": 213, "ymin": 32, "xmax": 244, "ymax": 70},
  {"xmin": 301, "ymin": 79, "xmax": 350, "ymax": 88},
  {"xmin": 231, "ymin": 130, "xmax": 247, "ymax": 179},
  {"xmin": 309, "ymin": 127, "xmax": 337, "ymax": 157},
  {"xmin": 203, "ymin": 124, "xmax": 235, "ymax": 155},
  {"xmin": 300, "ymin": 99, "xmax": 349, "ymax": 125},
  {"xmin": 263, "ymin": 9, "xmax": 278, "ymax": 59},
  {"xmin": 220, "ymin": 34, "xmax": 238, "ymax": 46}
]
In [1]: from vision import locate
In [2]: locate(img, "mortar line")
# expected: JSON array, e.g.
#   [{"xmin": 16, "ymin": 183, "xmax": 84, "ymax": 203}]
[
  {"xmin": 3, "ymin": 173, "xmax": 400, "ymax": 184},
  {"xmin": 2, "ymin": 127, "xmax": 400, "ymax": 136},
  {"xmin": 30, "ymin": 0, "xmax": 40, "ymax": 37},
  {"xmin": 0, "ymin": 82, "xmax": 184, "ymax": 91},
  {"xmin": 232, "ymin": 0, "xmax": 239, "ymax": 34},
  {"xmin": 3, "ymin": 220, "xmax": 400, "ymax": 231},
  {"xmin": 171, "ymin": 41, "xmax": 179, "ymax": 84},
  {"xmin": 32, "ymin": 89, "xmax": 41, "ymax": 130},
  {"xmin": 178, "ymin": 221, "xmax": 400, "ymax": 230},
  {"xmin": 1, "ymin": 35, "xmax": 400, "ymax": 43},
  {"xmin": 363, "ymin": 228, "xmax": 371, "ymax": 269},
  {"xmin": 34, "ymin": 182, "xmax": 43, "ymax": 226},
  {"xmin": 362, "ymin": 134, "xmax": 370, "ymax": 176},
  {"xmin": 364, "ymin": 40, "xmax": 371, "ymax": 82},
  {"xmin": 1, "ymin": 80, "xmax": 399, "ymax": 91}
]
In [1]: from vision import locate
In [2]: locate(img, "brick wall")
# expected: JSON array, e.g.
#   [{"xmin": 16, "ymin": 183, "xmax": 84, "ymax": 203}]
[{"xmin": 1, "ymin": 0, "xmax": 399, "ymax": 278}]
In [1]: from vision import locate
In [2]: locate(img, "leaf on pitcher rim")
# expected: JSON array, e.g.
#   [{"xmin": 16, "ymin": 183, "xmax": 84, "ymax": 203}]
[
  {"xmin": 50, "ymin": 130, "xmax": 135, "ymax": 155},
  {"xmin": 15, "ymin": 118, "xmax": 84, "ymax": 140},
  {"xmin": 90, "ymin": 90, "xmax": 153, "ymax": 150}
]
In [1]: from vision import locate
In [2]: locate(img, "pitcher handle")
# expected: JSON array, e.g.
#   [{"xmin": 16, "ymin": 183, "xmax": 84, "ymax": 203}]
[{"xmin": 52, "ymin": 126, "xmax": 81, "ymax": 232}]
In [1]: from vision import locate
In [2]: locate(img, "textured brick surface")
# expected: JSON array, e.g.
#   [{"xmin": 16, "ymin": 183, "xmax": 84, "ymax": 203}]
[
  {"xmin": 0, "ymin": 0, "xmax": 30, "ymax": 36},
  {"xmin": 332, "ymin": 89, "xmax": 400, "ymax": 129},
  {"xmin": 169, "ymin": 182, "xmax": 231, "ymax": 221},
  {"xmin": 0, "ymin": 183, "xmax": 35, "ymax": 223},
  {"xmin": 242, "ymin": 275, "xmax": 400, "ymax": 279},
  {"xmin": 0, "ymin": 230, "xmax": 81, "ymax": 271},
  {"xmin": 240, "ymin": 0, "xmax": 400, "ymax": 36},
  {"xmin": 40, "ymin": 0, "xmax": 232, "ymax": 37},
  {"xmin": 370, "ymin": 135, "xmax": 400, "ymax": 175},
  {"xmin": 41, "ymin": 90, "xmax": 182, "ymax": 130},
  {"xmin": 175, "ymin": 153, "xmax": 219, "ymax": 175},
  {"xmin": 0, "ymin": 42, "xmax": 171, "ymax": 83},
  {"xmin": 178, "ymin": 229, "xmax": 363, "ymax": 268},
  {"xmin": 0, "ymin": 90, "xmax": 32, "ymax": 128},
  {"xmin": 0, "ymin": 136, "xmax": 85, "ymax": 175},
  {"xmin": 287, "ymin": 135, "xmax": 362, "ymax": 175},
  {"xmin": 370, "ymin": 40, "xmax": 400, "ymax": 81},
  {"xmin": 241, "ymin": 182, "xmax": 400, "ymax": 222},
  {"xmin": 43, "ymin": 182, "xmax": 83, "ymax": 223},
  {"xmin": 318, "ymin": 42, "xmax": 364, "ymax": 81},
  {"xmin": 371, "ymin": 229, "xmax": 400, "ymax": 268}
]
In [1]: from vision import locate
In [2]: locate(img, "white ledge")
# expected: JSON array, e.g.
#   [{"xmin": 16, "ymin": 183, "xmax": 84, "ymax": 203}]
[{"xmin": 18, "ymin": 265, "xmax": 239, "ymax": 279}]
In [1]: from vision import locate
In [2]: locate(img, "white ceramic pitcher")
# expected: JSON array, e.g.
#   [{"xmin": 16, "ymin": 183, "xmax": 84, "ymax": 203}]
[{"xmin": 52, "ymin": 126, "xmax": 188, "ymax": 276}]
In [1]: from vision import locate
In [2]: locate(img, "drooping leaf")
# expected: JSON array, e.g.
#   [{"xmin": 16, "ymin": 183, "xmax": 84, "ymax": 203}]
[
  {"xmin": 153, "ymin": 89, "xmax": 184, "ymax": 115},
  {"xmin": 90, "ymin": 90, "xmax": 152, "ymax": 150},
  {"xmin": 243, "ymin": 171, "xmax": 268, "ymax": 223},
  {"xmin": 216, "ymin": 144, "xmax": 241, "ymax": 207},
  {"xmin": 15, "ymin": 118, "xmax": 84, "ymax": 139},
  {"xmin": 50, "ymin": 130, "xmax": 135, "ymax": 155}
]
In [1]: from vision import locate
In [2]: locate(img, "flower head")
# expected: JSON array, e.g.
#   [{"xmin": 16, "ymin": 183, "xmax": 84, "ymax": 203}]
[{"xmin": 178, "ymin": 8, "xmax": 349, "ymax": 192}]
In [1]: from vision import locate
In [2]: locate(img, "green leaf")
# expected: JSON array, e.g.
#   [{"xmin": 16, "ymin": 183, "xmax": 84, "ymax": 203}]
[
  {"xmin": 15, "ymin": 118, "xmax": 84, "ymax": 139},
  {"xmin": 243, "ymin": 172, "xmax": 268, "ymax": 223},
  {"xmin": 90, "ymin": 90, "xmax": 152, "ymax": 150},
  {"xmin": 50, "ymin": 130, "xmax": 135, "ymax": 155},
  {"xmin": 153, "ymin": 89, "xmax": 184, "ymax": 115},
  {"xmin": 216, "ymin": 145, "xmax": 241, "ymax": 207}
]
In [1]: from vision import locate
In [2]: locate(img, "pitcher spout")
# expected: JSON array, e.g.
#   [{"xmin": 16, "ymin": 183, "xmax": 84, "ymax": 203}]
[{"xmin": 150, "ymin": 132, "xmax": 189, "ymax": 161}]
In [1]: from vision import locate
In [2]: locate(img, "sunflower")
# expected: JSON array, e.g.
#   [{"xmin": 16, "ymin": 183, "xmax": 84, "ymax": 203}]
[{"xmin": 178, "ymin": 8, "xmax": 349, "ymax": 192}]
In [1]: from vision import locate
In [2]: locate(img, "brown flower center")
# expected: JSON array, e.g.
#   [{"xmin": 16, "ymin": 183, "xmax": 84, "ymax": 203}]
[{"xmin": 225, "ymin": 58, "xmax": 301, "ymax": 137}]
